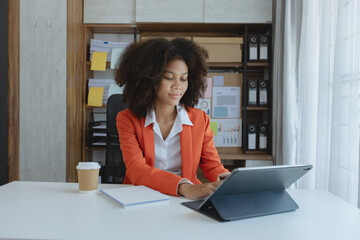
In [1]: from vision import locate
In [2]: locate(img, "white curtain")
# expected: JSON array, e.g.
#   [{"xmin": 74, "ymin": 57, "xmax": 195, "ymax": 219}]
[{"xmin": 274, "ymin": 0, "xmax": 360, "ymax": 207}]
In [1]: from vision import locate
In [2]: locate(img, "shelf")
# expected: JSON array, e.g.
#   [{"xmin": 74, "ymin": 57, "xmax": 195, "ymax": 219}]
[
  {"xmin": 85, "ymin": 24, "xmax": 137, "ymax": 34},
  {"xmin": 86, "ymin": 105, "xmax": 106, "ymax": 109},
  {"xmin": 87, "ymin": 61, "xmax": 252, "ymax": 69},
  {"xmin": 247, "ymin": 62, "xmax": 269, "ymax": 67},
  {"xmin": 208, "ymin": 62, "xmax": 243, "ymax": 68},
  {"xmin": 137, "ymin": 23, "xmax": 271, "ymax": 36},
  {"xmin": 85, "ymin": 146, "xmax": 106, "ymax": 151},
  {"xmin": 243, "ymin": 106, "xmax": 268, "ymax": 111},
  {"xmin": 219, "ymin": 152, "xmax": 273, "ymax": 161}
]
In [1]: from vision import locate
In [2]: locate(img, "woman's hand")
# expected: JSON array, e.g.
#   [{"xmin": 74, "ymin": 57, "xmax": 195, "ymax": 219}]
[{"xmin": 178, "ymin": 181, "xmax": 222, "ymax": 200}]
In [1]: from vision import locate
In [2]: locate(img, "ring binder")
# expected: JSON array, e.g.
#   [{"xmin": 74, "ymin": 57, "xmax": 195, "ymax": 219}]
[
  {"xmin": 259, "ymin": 80, "xmax": 268, "ymax": 106},
  {"xmin": 247, "ymin": 124, "xmax": 257, "ymax": 150},
  {"xmin": 248, "ymin": 80, "xmax": 258, "ymax": 106},
  {"xmin": 248, "ymin": 35, "xmax": 258, "ymax": 61},
  {"xmin": 259, "ymin": 35, "xmax": 269, "ymax": 61},
  {"xmin": 259, "ymin": 124, "xmax": 267, "ymax": 151}
]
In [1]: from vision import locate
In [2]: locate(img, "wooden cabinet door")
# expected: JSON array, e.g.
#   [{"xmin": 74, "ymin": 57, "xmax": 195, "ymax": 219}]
[
  {"xmin": 84, "ymin": 0, "xmax": 135, "ymax": 23},
  {"xmin": 136, "ymin": 0, "xmax": 203, "ymax": 23},
  {"xmin": 204, "ymin": 0, "xmax": 272, "ymax": 23}
]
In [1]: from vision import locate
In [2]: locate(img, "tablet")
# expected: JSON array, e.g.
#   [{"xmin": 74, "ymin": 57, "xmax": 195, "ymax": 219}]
[{"xmin": 181, "ymin": 164, "xmax": 313, "ymax": 222}]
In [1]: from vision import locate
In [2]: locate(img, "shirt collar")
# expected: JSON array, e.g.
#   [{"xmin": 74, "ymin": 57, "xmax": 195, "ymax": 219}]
[{"xmin": 144, "ymin": 104, "xmax": 193, "ymax": 128}]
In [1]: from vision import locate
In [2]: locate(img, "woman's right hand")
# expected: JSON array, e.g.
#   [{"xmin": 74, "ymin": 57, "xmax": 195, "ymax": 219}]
[{"xmin": 178, "ymin": 181, "xmax": 222, "ymax": 200}]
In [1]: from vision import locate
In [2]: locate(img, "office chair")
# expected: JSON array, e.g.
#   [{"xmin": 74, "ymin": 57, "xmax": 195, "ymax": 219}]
[{"xmin": 102, "ymin": 94, "xmax": 128, "ymax": 184}]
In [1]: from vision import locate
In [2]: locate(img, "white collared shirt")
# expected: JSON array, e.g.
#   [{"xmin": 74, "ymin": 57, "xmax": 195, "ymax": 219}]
[{"xmin": 144, "ymin": 105, "xmax": 193, "ymax": 177}]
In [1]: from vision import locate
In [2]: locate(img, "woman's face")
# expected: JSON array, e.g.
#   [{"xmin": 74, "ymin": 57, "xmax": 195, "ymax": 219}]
[{"xmin": 155, "ymin": 59, "xmax": 188, "ymax": 109}]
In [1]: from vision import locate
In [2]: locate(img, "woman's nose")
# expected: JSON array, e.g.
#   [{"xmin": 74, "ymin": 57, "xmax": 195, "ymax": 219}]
[{"xmin": 173, "ymin": 78, "xmax": 182, "ymax": 89}]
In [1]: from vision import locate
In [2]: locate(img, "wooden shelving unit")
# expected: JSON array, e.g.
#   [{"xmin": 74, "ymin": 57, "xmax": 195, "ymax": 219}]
[
  {"xmin": 82, "ymin": 23, "xmax": 273, "ymax": 166},
  {"xmin": 83, "ymin": 24, "xmax": 138, "ymax": 161}
]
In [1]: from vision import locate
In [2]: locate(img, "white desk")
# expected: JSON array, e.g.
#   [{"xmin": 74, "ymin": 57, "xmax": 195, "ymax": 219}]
[{"xmin": 0, "ymin": 181, "xmax": 360, "ymax": 240}]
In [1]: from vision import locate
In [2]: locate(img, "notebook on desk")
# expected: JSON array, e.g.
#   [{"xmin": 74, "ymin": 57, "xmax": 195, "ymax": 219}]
[
  {"xmin": 182, "ymin": 164, "xmax": 313, "ymax": 222},
  {"xmin": 101, "ymin": 185, "xmax": 169, "ymax": 207}
]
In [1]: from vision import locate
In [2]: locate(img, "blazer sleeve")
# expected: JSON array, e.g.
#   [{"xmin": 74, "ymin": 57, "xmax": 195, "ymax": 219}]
[
  {"xmin": 116, "ymin": 110, "xmax": 183, "ymax": 196},
  {"xmin": 199, "ymin": 111, "xmax": 230, "ymax": 182}
]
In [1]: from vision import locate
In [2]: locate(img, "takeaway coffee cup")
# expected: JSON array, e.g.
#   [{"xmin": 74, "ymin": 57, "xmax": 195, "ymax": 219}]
[{"xmin": 76, "ymin": 162, "xmax": 101, "ymax": 193}]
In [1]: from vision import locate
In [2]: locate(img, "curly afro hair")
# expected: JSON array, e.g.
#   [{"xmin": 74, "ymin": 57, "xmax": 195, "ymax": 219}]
[{"xmin": 114, "ymin": 38, "xmax": 209, "ymax": 118}]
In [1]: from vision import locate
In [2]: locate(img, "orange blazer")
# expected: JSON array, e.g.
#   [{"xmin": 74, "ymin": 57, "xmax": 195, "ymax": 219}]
[{"xmin": 116, "ymin": 107, "xmax": 229, "ymax": 196}]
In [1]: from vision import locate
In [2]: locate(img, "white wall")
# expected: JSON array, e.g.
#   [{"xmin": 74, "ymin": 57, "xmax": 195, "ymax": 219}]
[
  {"xmin": 204, "ymin": 0, "xmax": 272, "ymax": 23},
  {"xmin": 19, "ymin": 0, "xmax": 67, "ymax": 182}
]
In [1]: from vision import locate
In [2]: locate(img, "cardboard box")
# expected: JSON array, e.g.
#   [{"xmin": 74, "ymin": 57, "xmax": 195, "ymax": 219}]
[{"xmin": 193, "ymin": 37, "xmax": 243, "ymax": 63}]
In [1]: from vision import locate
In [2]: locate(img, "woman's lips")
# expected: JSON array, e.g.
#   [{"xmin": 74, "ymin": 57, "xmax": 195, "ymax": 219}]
[{"xmin": 169, "ymin": 94, "xmax": 181, "ymax": 98}]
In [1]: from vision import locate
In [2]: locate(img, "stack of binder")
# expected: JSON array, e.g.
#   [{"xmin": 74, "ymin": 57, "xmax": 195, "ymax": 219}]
[
  {"xmin": 247, "ymin": 123, "xmax": 268, "ymax": 151},
  {"xmin": 88, "ymin": 109, "xmax": 106, "ymax": 147},
  {"xmin": 88, "ymin": 79, "xmax": 116, "ymax": 105},
  {"xmin": 90, "ymin": 39, "xmax": 130, "ymax": 62},
  {"xmin": 247, "ymin": 80, "xmax": 268, "ymax": 106},
  {"xmin": 248, "ymin": 34, "xmax": 269, "ymax": 62}
]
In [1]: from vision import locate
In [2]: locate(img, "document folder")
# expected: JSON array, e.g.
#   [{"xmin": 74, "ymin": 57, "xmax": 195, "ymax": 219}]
[
  {"xmin": 258, "ymin": 80, "xmax": 268, "ymax": 106},
  {"xmin": 259, "ymin": 124, "xmax": 267, "ymax": 150},
  {"xmin": 182, "ymin": 164, "xmax": 313, "ymax": 222},
  {"xmin": 248, "ymin": 35, "xmax": 259, "ymax": 61},
  {"xmin": 247, "ymin": 124, "xmax": 257, "ymax": 150},
  {"xmin": 259, "ymin": 35, "xmax": 269, "ymax": 61},
  {"xmin": 247, "ymin": 80, "xmax": 258, "ymax": 106}
]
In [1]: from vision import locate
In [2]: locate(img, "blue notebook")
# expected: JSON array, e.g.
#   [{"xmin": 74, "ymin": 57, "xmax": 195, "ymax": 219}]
[{"xmin": 100, "ymin": 186, "xmax": 170, "ymax": 207}]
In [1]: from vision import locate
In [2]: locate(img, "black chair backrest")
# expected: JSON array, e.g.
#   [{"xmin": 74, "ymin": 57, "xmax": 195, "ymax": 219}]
[{"xmin": 103, "ymin": 94, "xmax": 128, "ymax": 184}]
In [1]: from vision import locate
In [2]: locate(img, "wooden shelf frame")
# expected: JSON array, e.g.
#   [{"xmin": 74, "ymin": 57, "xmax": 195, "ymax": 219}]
[
  {"xmin": 83, "ymin": 24, "xmax": 138, "ymax": 162},
  {"xmin": 82, "ymin": 23, "xmax": 274, "ymax": 166}
]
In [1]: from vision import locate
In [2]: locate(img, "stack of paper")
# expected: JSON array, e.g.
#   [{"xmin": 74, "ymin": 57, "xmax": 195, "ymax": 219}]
[
  {"xmin": 90, "ymin": 39, "xmax": 129, "ymax": 62},
  {"xmin": 88, "ymin": 79, "xmax": 116, "ymax": 105}
]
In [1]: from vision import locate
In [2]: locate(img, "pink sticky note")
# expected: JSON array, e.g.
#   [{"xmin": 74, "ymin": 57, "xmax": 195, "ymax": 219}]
[{"xmin": 204, "ymin": 78, "xmax": 212, "ymax": 98}]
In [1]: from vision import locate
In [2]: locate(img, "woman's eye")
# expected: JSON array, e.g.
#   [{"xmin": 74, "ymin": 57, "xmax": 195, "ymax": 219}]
[
  {"xmin": 164, "ymin": 77, "xmax": 173, "ymax": 80},
  {"xmin": 181, "ymin": 78, "xmax": 188, "ymax": 82}
]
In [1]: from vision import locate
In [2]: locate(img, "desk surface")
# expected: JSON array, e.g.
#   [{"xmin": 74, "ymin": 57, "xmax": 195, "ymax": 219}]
[{"xmin": 0, "ymin": 181, "xmax": 360, "ymax": 240}]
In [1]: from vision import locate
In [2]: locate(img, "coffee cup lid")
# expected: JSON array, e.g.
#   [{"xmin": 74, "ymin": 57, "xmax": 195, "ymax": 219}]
[{"xmin": 76, "ymin": 162, "xmax": 101, "ymax": 170}]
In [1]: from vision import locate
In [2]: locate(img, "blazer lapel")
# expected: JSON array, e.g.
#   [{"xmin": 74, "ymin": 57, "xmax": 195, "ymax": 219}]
[
  {"xmin": 180, "ymin": 125, "xmax": 193, "ymax": 179},
  {"xmin": 141, "ymin": 118, "xmax": 155, "ymax": 167}
]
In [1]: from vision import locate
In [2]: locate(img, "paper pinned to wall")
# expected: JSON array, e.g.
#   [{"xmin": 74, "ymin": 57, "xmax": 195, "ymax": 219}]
[
  {"xmin": 213, "ymin": 76, "xmax": 224, "ymax": 86},
  {"xmin": 195, "ymin": 98, "xmax": 211, "ymax": 116},
  {"xmin": 110, "ymin": 47, "xmax": 126, "ymax": 69},
  {"xmin": 88, "ymin": 87, "xmax": 104, "ymax": 107},
  {"xmin": 212, "ymin": 118, "xmax": 242, "ymax": 147},
  {"xmin": 204, "ymin": 78, "xmax": 212, "ymax": 98},
  {"xmin": 91, "ymin": 52, "xmax": 107, "ymax": 71},
  {"xmin": 212, "ymin": 87, "xmax": 241, "ymax": 118},
  {"xmin": 210, "ymin": 122, "xmax": 218, "ymax": 136}
]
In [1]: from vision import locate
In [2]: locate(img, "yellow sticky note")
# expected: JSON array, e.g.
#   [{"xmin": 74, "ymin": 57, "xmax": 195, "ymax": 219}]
[
  {"xmin": 210, "ymin": 122, "xmax": 218, "ymax": 136},
  {"xmin": 91, "ymin": 52, "xmax": 107, "ymax": 71},
  {"xmin": 88, "ymin": 87, "xmax": 104, "ymax": 107}
]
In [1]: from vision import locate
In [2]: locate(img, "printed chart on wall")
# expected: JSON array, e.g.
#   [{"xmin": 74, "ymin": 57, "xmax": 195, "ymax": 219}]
[
  {"xmin": 210, "ymin": 119, "xmax": 242, "ymax": 147},
  {"xmin": 212, "ymin": 87, "xmax": 241, "ymax": 118},
  {"xmin": 195, "ymin": 98, "xmax": 211, "ymax": 116}
]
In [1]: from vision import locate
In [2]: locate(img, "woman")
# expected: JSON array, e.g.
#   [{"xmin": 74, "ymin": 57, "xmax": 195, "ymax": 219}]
[{"xmin": 115, "ymin": 38, "xmax": 229, "ymax": 200}]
